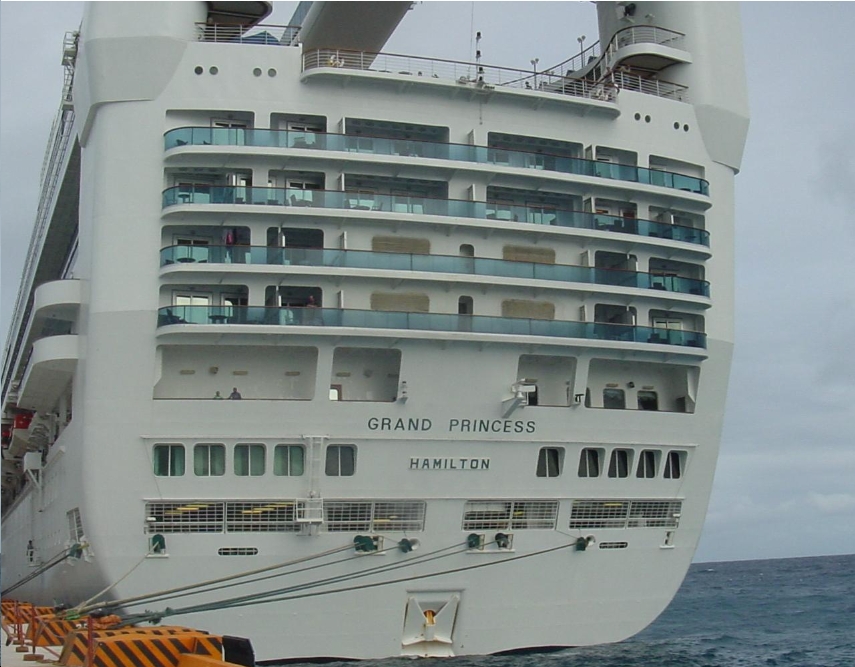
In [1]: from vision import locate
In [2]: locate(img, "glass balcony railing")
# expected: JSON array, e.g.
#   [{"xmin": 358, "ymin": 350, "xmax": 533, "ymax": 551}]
[
  {"xmin": 160, "ymin": 246, "xmax": 710, "ymax": 297},
  {"xmin": 161, "ymin": 187, "xmax": 710, "ymax": 247},
  {"xmin": 157, "ymin": 306, "xmax": 707, "ymax": 349},
  {"xmin": 164, "ymin": 127, "xmax": 710, "ymax": 196}
]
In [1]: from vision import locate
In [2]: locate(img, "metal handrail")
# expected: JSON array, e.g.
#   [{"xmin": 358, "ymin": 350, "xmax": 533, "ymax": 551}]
[
  {"xmin": 158, "ymin": 245, "xmax": 711, "ymax": 297},
  {"xmin": 195, "ymin": 22, "xmax": 301, "ymax": 46},
  {"xmin": 163, "ymin": 126, "xmax": 707, "ymax": 192},
  {"xmin": 160, "ymin": 186, "xmax": 710, "ymax": 246},
  {"xmin": 301, "ymin": 48, "xmax": 618, "ymax": 102},
  {"xmin": 156, "ymin": 306, "xmax": 708, "ymax": 349}
]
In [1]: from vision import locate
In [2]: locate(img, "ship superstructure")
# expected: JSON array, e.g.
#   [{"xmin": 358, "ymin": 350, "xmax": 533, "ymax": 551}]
[{"xmin": 1, "ymin": 1, "xmax": 748, "ymax": 660}]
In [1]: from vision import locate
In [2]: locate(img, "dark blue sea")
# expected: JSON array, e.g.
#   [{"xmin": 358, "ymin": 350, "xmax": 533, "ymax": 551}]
[{"xmin": 288, "ymin": 553, "xmax": 855, "ymax": 667}]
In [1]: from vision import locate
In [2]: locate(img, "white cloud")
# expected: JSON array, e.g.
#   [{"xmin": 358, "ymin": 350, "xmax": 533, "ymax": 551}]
[{"xmin": 807, "ymin": 492, "xmax": 855, "ymax": 514}]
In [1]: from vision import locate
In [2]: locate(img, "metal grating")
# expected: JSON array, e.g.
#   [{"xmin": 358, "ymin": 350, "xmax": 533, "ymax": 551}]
[
  {"xmin": 569, "ymin": 500, "xmax": 629, "ymax": 529},
  {"xmin": 463, "ymin": 500, "xmax": 559, "ymax": 531},
  {"xmin": 145, "ymin": 502, "xmax": 225, "ymax": 533},
  {"xmin": 146, "ymin": 499, "xmax": 426, "ymax": 534},
  {"xmin": 570, "ymin": 499, "xmax": 682, "ymax": 529},
  {"xmin": 324, "ymin": 502, "xmax": 373, "ymax": 532},
  {"xmin": 67, "ymin": 507, "xmax": 84, "ymax": 542},
  {"xmin": 372, "ymin": 501, "xmax": 426, "ymax": 532},
  {"xmin": 226, "ymin": 501, "xmax": 300, "ymax": 532},
  {"xmin": 323, "ymin": 501, "xmax": 426, "ymax": 532},
  {"xmin": 628, "ymin": 500, "xmax": 682, "ymax": 528},
  {"xmin": 218, "ymin": 547, "xmax": 259, "ymax": 556}
]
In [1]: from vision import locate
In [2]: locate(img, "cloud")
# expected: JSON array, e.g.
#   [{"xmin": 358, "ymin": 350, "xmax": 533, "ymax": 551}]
[{"xmin": 807, "ymin": 492, "xmax": 855, "ymax": 514}]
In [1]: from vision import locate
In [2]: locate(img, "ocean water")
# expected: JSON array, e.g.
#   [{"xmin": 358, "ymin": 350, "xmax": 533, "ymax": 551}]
[{"xmin": 285, "ymin": 553, "xmax": 855, "ymax": 667}]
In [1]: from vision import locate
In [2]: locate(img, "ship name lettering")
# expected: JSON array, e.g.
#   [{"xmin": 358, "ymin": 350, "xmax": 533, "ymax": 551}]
[
  {"xmin": 409, "ymin": 457, "xmax": 490, "ymax": 470},
  {"xmin": 448, "ymin": 419, "xmax": 535, "ymax": 433},
  {"xmin": 368, "ymin": 417, "xmax": 433, "ymax": 431}
]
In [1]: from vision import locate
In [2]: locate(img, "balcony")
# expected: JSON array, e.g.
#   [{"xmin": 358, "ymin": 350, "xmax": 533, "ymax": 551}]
[
  {"xmin": 32, "ymin": 279, "xmax": 81, "ymax": 323},
  {"xmin": 16, "ymin": 335, "xmax": 78, "ymax": 413},
  {"xmin": 159, "ymin": 246, "xmax": 710, "ymax": 298},
  {"xmin": 604, "ymin": 26, "xmax": 692, "ymax": 73},
  {"xmin": 156, "ymin": 306, "xmax": 706, "ymax": 349},
  {"xmin": 164, "ymin": 127, "xmax": 709, "ymax": 196},
  {"xmin": 162, "ymin": 187, "xmax": 710, "ymax": 247}
]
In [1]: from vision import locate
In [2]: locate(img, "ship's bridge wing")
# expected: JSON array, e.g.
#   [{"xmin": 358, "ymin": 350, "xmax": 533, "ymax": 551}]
[{"xmin": 299, "ymin": 1, "xmax": 413, "ymax": 58}]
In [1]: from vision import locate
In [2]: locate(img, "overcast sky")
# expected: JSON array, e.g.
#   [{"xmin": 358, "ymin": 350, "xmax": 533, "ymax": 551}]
[{"xmin": 2, "ymin": 2, "xmax": 854, "ymax": 564}]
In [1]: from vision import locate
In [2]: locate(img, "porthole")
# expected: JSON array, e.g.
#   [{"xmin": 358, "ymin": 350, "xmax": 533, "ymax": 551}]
[
  {"xmin": 683, "ymin": 124, "xmax": 690, "ymax": 132},
  {"xmin": 209, "ymin": 66, "xmax": 219, "ymax": 75},
  {"xmin": 253, "ymin": 67, "xmax": 262, "ymax": 77},
  {"xmin": 644, "ymin": 115, "xmax": 651, "ymax": 123},
  {"xmin": 268, "ymin": 68, "xmax": 277, "ymax": 77},
  {"xmin": 194, "ymin": 66, "xmax": 203, "ymax": 75},
  {"xmin": 634, "ymin": 113, "xmax": 641, "ymax": 121},
  {"xmin": 674, "ymin": 121, "xmax": 680, "ymax": 130}
]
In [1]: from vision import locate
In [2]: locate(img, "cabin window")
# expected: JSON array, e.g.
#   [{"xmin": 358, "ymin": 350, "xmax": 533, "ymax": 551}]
[
  {"xmin": 608, "ymin": 448, "xmax": 631, "ymax": 478},
  {"xmin": 274, "ymin": 445, "xmax": 305, "ymax": 476},
  {"xmin": 578, "ymin": 448, "xmax": 602, "ymax": 477},
  {"xmin": 637, "ymin": 391, "xmax": 659, "ymax": 411},
  {"xmin": 536, "ymin": 447, "xmax": 564, "ymax": 477},
  {"xmin": 325, "ymin": 445, "xmax": 356, "ymax": 476},
  {"xmin": 194, "ymin": 443, "xmax": 225, "ymax": 476},
  {"xmin": 234, "ymin": 444, "xmax": 266, "ymax": 476},
  {"xmin": 153, "ymin": 444, "xmax": 185, "ymax": 476},
  {"xmin": 636, "ymin": 449, "xmax": 658, "ymax": 478},
  {"xmin": 664, "ymin": 450, "xmax": 685, "ymax": 479},
  {"xmin": 603, "ymin": 388, "xmax": 626, "ymax": 409}
]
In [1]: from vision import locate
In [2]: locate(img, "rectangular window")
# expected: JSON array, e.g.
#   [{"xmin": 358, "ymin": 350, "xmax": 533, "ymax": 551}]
[
  {"xmin": 608, "ymin": 449, "xmax": 631, "ymax": 478},
  {"xmin": 194, "ymin": 444, "xmax": 225, "ymax": 476},
  {"xmin": 578, "ymin": 448, "xmax": 602, "ymax": 477},
  {"xmin": 637, "ymin": 391, "xmax": 659, "ymax": 410},
  {"xmin": 636, "ymin": 449, "xmax": 658, "ymax": 478},
  {"xmin": 536, "ymin": 447, "xmax": 563, "ymax": 477},
  {"xmin": 325, "ymin": 445, "xmax": 356, "ymax": 476},
  {"xmin": 153, "ymin": 444, "xmax": 185, "ymax": 476},
  {"xmin": 274, "ymin": 445, "xmax": 305, "ymax": 476},
  {"xmin": 664, "ymin": 450, "xmax": 685, "ymax": 479},
  {"xmin": 603, "ymin": 388, "xmax": 626, "ymax": 409},
  {"xmin": 653, "ymin": 318, "xmax": 683, "ymax": 330},
  {"xmin": 234, "ymin": 444, "xmax": 266, "ymax": 476}
]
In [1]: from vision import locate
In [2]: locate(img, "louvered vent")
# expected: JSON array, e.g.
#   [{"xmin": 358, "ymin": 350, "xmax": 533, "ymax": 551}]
[
  {"xmin": 372, "ymin": 236, "xmax": 431, "ymax": 254},
  {"xmin": 502, "ymin": 299, "xmax": 555, "ymax": 320},
  {"xmin": 371, "ymin": 293, "xmax": 430, "ymax": 312}
]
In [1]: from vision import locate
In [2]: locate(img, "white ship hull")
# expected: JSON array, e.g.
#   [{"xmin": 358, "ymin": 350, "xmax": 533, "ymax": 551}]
[{"xmin": 2, "ymin": 1, "xmax": 748, "ymax": 660}]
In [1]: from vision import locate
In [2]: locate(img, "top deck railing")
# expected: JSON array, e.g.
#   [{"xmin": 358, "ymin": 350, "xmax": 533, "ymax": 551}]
[
  {"xmin": 610, "ymin": 25, "xmax": 686, "ymax": 54},
  {"xmin": 302, "ymin": 49, "xmax": 619, "ymax": 102},
  {"xmin": 302, "ymin": 48, "xmax": 687, "ymax": 102},
  {"xmin": 196, "ymin": 23, "xmax": 301, "ymax": 46}
]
